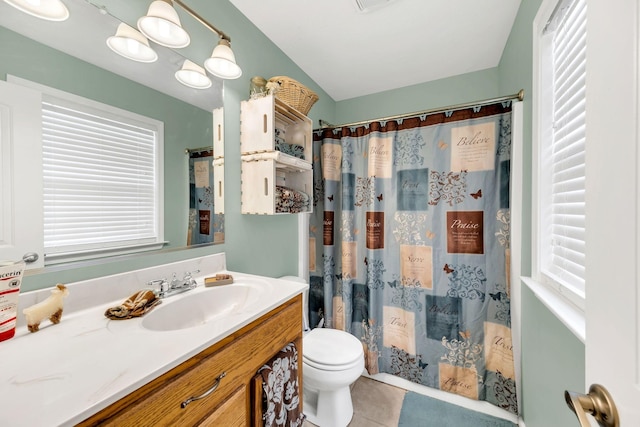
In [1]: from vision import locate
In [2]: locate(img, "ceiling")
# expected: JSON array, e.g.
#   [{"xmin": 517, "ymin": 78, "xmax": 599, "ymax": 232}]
[
  {"xmin": 229, "ymin": 0, "xmax": 522, "ymax": 101},
  {"xmin": 1, "ymin": 0, "xmax": 522, "ymax": 106}
]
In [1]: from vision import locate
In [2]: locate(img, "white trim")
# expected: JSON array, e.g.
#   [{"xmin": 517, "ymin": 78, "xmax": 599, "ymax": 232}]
[
  {"xmin": 531, "ymin": 1, "xmax": 543, "ymax": 287},
  {"xmin": 510, "ymin": 101, "xmax": 524, "ymax": 416},
  {"xmin": 44, "ymin": 242, "xmax": 168, "ymax": 265},
  {"xmin": 6, "ymin": 75, "xmax": 164, "ymax": 136},
  {"xmin": 531, "ymin": 0, "xmax": 587, "ymax": 313},
  {"xmin": 297, "ymin": 213, "xmax": 310, "ymax": 282}
]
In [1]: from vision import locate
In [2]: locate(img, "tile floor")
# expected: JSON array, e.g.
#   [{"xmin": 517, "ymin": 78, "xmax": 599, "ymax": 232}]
[{"xmin": 304, "ymin": 376, "xmax": 408, "ymax": 427}]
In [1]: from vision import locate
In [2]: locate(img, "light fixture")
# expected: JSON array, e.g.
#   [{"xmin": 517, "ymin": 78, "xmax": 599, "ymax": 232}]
[
  {"xmin": 3, "ymin": 0, "xmax": 69, "ymax": 21},
  {"xmin": 204, "ymin": 39, "xmax": 242, "ymax": 80},
  {"xmin": 114, "ymin": 0, "xmax": 243, "ymax": 82},
  {"xmin": 107, "ymin": 23, "xmax": 158, "ymax": 63},
  {"xmin": 175, "ymin": 59, "xmax": 212, "ymax": 89},
  {"xmin": 137, "ymin": 0, "xmax": 190, "ymax": 49}
]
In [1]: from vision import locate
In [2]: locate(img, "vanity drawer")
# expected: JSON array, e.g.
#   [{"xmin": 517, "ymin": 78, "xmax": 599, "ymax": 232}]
[
  {"xmin": 80, "ymin": 295, "xmax": 302, "ymax": 426},
  {"xmin": 198, "ymin": 385, "xmax": 247, "ymax": 427}
]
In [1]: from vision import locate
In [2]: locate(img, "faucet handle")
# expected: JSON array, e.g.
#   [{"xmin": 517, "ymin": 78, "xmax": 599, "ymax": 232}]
[
  {"xmin": 183, "ymin": 269, "xmax": 200, "ymax": 280},
  {"xmin": 183, "ymin": 269, "xmax": 200, "ymax": 286},
  {"xmin": 147, "ymin": 278, "xmax": 168, "ymax": 295}
]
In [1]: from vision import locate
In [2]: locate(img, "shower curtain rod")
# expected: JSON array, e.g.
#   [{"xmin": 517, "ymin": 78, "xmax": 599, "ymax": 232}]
[{"xmin": 316, "ymin": 89, "xmax": 524, "ymax": 130}]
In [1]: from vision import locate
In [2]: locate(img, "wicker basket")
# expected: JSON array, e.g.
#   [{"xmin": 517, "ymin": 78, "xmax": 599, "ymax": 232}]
[{"xmin": 268, "ymin": 76, "xmax": 319, "ymax": 115}]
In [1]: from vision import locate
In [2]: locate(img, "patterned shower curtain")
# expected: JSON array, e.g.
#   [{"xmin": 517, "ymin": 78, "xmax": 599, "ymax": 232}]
[
  {"xmin": 309, "ymin": 101, "xmax": 517, "ymax": 414},
  {"xmin": 188, "ymin": 149, "xmax": 224, "ymax": 245}
]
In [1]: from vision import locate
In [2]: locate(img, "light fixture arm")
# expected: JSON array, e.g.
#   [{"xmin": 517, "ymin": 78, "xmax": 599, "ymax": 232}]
[{"xmin": 172, "ymin": 0, "xmax": 231, "ymax": 42}]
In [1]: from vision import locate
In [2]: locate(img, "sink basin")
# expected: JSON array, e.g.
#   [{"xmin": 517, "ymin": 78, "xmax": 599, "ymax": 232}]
[{"xmin": 141, "ymin": 282, "xmax": 266, "ymax": 331}]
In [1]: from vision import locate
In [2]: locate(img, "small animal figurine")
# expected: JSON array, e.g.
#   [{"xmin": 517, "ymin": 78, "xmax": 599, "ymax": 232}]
[{"xmin": 23, "ymin": 284, "xmax": 69, "ymax": 333}]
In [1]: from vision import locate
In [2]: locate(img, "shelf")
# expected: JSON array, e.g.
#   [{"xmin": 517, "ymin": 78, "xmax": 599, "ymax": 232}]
[
  {"xmin": 240, "ymin": 95, "xmax": 312, "ymax": 161},
  {"xmin": 241, "ymin": 159, "xmax": 312, "ymax": 215},
  {"xmin": 241, "ymin": 151, "xmax": 312, "ymax": 171},
  {"xmin": 240, "ymin": 94, "xmax": 314, "ymax": 215}
]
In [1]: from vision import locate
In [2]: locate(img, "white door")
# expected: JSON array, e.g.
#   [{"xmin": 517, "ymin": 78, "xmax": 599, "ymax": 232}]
[
  {"xmin": 0, "ymin": 80, "xmax": 44, "ymax": 268},
  {"xmin": 582, "ymin": 0, "xmax": 640, "ymax": 425}
]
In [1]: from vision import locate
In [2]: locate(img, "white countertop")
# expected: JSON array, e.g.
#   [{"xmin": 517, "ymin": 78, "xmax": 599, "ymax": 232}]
[{"xmin": 0, "ymin": 254, "xmax": 306, "ymax": 427}]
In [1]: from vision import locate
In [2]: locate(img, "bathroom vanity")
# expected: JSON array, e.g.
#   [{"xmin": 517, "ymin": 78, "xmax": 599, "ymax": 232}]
[
  {"xmin": 80, "ymin": 294, "xmax": 302, "ymax": 426},
  {"xmin": 0, "ymin": 254, "xmax": 306, "ymax": 426}
]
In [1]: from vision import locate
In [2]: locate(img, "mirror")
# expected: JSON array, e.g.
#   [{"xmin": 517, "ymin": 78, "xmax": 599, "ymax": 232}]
[{"xmin": 0, "ymin": 0, "xmax": 225, "ymax": 257}]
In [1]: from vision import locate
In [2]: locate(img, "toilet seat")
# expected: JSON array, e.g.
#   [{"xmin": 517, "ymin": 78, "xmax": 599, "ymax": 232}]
[{"xmin": 303, "ymin": 328, "xmax": 364, "ymax": 371}]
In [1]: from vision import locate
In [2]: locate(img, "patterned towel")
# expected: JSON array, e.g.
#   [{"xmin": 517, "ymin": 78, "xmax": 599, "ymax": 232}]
[
  {"xmin": 259, "ymin": 342, "xmax": 305, "ymax": 427},
  {"xmin": 275, "ymin": 186, "xmax": 310, "ymax": 213},
  {"xmin": 275, "ymin": 140, "xmax": 305, "ymax": 160},
  {"xmin": 104, "ymin": 289, "xmax": 161, "ymax": 320}
]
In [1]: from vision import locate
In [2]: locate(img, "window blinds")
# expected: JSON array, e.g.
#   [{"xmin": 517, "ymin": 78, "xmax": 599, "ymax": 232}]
[
  {"xmin": 544, "ymin": 0, "xmax": 587, "ymax": 295},
  {"xmin": 42, "ymin": 100, "xmax": 159, "ymax": 258}
]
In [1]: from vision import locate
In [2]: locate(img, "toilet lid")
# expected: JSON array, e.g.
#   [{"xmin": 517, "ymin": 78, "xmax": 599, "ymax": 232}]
[{"xmin": 303, "ymin": 328, "xmax": 363, "ymax": 367}]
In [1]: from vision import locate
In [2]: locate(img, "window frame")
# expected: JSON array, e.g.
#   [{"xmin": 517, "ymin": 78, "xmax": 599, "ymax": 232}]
[
  {"xmin": 7, "ymin": 75, "xmax": 165, "ymax": 265},
  {"xmin": 530, "ymin": 0, "xmax": 587, "ymax": 340}
]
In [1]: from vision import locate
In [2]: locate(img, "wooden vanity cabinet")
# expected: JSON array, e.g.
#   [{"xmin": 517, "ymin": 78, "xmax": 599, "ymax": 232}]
[{"xmin": 79, "ymin": 294, "xmax": 303, "ymax": 427}]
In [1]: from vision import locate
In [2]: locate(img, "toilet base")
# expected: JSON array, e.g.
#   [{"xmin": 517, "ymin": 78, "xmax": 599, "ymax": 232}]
[{"xmin": 303, "ymin": 385, "xmax": 354, "ymax": 427}]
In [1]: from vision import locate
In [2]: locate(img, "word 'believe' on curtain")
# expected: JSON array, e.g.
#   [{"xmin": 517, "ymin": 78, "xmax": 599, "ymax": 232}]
[{"xmin": 309, "ymin": 101, "xmax": 517, "ymax": 414}]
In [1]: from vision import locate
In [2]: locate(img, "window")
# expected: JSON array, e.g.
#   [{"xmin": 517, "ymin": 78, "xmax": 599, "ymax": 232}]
[
  {"xmin": 533, "ymin": 0, "xmax": 587, "ymax": 312},
  {"xmin": 8, "ymin": 76, "xmax": 165, "ymax": 265}
]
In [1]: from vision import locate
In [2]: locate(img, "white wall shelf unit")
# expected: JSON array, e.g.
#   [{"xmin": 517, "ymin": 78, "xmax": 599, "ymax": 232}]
[{"xmin": 240, "ymin": 95, "xmax": 313, "ymax": 215}]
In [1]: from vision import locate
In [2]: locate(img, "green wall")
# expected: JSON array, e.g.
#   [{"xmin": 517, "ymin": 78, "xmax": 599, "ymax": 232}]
[
  {"xmin": 520, "ymin": 287, "xmax": 585, "ymax": 426},
  {"xmin": 335, "ymin": 68, "xmax": 500, "ymax": 125},
  {"xmin": 497, "ymin": 1, "xmax": 586, "ymax": 426},
  {"xmin": 201, "ymin": 0, "xmax": 335, "ymax": 278}
]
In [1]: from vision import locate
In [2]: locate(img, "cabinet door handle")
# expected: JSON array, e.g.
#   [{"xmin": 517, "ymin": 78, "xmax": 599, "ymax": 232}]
[{"xmin": 181, "ymin": 372, "xmax": 227, "ymax": 409}]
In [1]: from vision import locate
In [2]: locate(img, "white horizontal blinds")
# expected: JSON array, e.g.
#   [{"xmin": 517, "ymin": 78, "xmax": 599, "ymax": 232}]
[
  {"xmin": 546, "ymin": 0, "xmax": 586, "ymax": 294},
  {"xmin": 42, "ymin": 100, "xmax": 158, "ymax": 255}
]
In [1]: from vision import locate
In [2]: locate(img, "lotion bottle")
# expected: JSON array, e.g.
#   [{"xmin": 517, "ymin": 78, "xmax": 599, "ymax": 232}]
[{"xmin": 0, "ymin": 261, "xmax": 25, "ymax": 342}]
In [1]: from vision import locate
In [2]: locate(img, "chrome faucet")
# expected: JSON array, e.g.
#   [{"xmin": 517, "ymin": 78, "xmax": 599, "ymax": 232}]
[{"xmin": 148, "ymin": 269, "xmax": 200, "ymax": 298}]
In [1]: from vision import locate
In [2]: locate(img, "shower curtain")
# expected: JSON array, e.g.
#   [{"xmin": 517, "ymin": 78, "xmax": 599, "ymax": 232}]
[
  {"xmin": 187, "ymin": 149, "xmax": 224, "ymax": 245},
  {"xmin": 309, "ymin": 101, "xmax": 517, "ymax": 414}
]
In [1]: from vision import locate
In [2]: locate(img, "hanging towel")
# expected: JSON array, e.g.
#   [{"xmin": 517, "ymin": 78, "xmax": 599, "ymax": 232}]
[
  {"xmin": 258, "ymin": 342, "xmax": 305, "ymax": 427},
  {"xmin": 104, "ymin": 289, "xmax": 161, "ymax": 320}
]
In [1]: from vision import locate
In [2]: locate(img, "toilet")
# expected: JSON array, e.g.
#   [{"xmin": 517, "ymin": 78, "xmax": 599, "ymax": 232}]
[
  {"xmin": 279, "ymin": 276, "xmax": 365, "ymax": 427},
  {"xmin": 303, "ymin": 327, "xmax": 365, "ymax": 426}
]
